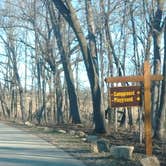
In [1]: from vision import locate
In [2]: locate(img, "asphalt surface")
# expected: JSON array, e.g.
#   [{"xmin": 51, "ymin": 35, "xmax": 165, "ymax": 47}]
[{"xmin": 0, "ymin": 123, "xmax": 86, "ymax": 166}]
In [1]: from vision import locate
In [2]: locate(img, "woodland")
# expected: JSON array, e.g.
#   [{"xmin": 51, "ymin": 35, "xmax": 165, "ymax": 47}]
[{"xmin": 0, "ymin": 0, "xmax": 165, "ymax": 142}]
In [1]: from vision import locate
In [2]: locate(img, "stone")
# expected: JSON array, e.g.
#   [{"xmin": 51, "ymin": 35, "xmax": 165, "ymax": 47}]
[
  {"xmin": 90, "ymin": 142, "xmax": 99, "ymax": 153},
  {"xmin": 37, "ymin": 126, "xmax": 45, "ymax": 130},
  {"xmin": 81, "ymin": 138, "xmax": 87, "ymax": 142},
  {"xmin": 90, "ymin": 138, "xmax": 110, "ymax": 153},
  {"xmin": 110, "ymin": 146, "xmax": 134, "ymax": 160},
  {"xmin": 159, "ymin": 128, "xmax": 166, "ymax": 141},
  {"xmin": 97, "ymin": 138, "xmax": 110, "ymax": 152},
  {"xmin": 57, "ymin": 129, "xmax": 66, "ymax": 134},
  {"xmin": 69, "ymin": 130, "xmax": 76, "ymax": 135},
  {"xmin": 139, "ymin": 156, "xmax": 160, "ymax": 166},
  {"xmin": 77, "ymin": 131, "xmax": 86, "ymax": 137},
  {"xmin": 17, "ymin": 121, "xmax": 24, "ymax": 125},
  {"xmin": 75, "ymin": 135, "xmax": 79, "ymax": 138},
  {"xmin": 86, "ymin": 135, "xmax": 98, "ymax": 143},
  {"xmin": 25, "ymin": 121, "xmax": 34, "ymax": 127},
  {"xmin": 43, "ymin": 127, "xmax": 54, "ymax": 132},
  {"xmin": 76, "ymin": 124, "xmax": 84, "ymax": 128}
]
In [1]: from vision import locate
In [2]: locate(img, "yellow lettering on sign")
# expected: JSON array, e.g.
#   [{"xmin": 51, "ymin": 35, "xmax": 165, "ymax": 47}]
[
  {"xmin": 113, "ymin": 91, "xmax": 135, "ymax": 97},
  {"xmin": 114, "ymin": 97, "xmax": 133, "ymax": 103}
]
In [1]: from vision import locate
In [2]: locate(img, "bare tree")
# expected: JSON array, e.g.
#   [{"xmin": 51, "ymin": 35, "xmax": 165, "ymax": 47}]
[
  {"xmin": 150, "ymin": 0, "xmax": 165, "ymax": 135},
  {"xmin": 47, "ymin": 2, "xmax": 81, "ymax": 123},
  {"xmin": 156, "ymin": 17, "xmax": 166, "ymax": 139},
  {"xmin": 52, "ymin": 0, "xmax": 106, "ymax": 133},
  {"xmin": 0, "ymin": 32, "xmax": 26, "ymax": 122}
]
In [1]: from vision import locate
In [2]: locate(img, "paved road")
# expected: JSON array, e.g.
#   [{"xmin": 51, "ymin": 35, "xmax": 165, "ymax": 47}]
[{"xmin": 0, "ymin": 123, "xmax": 86, "ymax": 166}]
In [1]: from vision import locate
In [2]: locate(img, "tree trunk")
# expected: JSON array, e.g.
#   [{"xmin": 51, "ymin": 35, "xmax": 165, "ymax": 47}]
[
  {"xmin": 11, "ymin": 87, "xmax": 14, "ymax": 118},
  {"xmin": 34, "ymin": 0, "xmax": 42, "ymax": 111},
  {"xmin": 52, "ymin": 0, "xmax": 106, "ymax": 133},
  {"xmin": 0, "ymin": 83, "xmax": 10, "ymax": 118},
  {"xmin": 42, "ymin": 67, "xmax": 47, "ymax": 124},
  {"xmin": 13, "ymin": 54, "xmax": 26, "ymax": 122},
  {"xmin": 0, "ymin": 34, "xmax": 26, "ymax": 122},
  {"xmin": 129, "ymin": 2, "xmax": 140, "ymax": 74},
  {"xmin": 28, "ymin": 100, "xmax": 33, "ymax": 122},
  {"xmin": 53, "ymin": 73, "xmax": 57, "ymax": 123},
  {"xmin": 151, "ymin": 0, "xmax": 165, "ymax": 133},
  {"xmin": 14, "ymin": 88, "xmax": 18, "ymax": 119},
  {"xmin": 156, "ymin": 17, "xmax": 166, "ymax": 139},
  {"xmin": 48, "ymin": 3, "xmax": 81, "ymax": 124},
  {"xmin": 55, "ymin": 71, "xmax": 63, "ymax": 124}
]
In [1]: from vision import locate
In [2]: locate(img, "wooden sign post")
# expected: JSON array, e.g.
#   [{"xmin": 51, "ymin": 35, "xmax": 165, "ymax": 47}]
[
  {"xmin": 144, "ymin": 61, "xmax": 152, "ymax": 155},
  {"xmin": 105, "ymin": 61, "xmax": 163, "ymax": 156}
]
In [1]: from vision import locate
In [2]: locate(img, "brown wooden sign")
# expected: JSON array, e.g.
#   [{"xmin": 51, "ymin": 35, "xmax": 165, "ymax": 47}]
[
  {"xmin": 105, "ymin": 61, "xmax": 163, "ymax": 156},
  {"xmin": 110, "ymin": 86, "xmax": 141, "ymax": 107}
]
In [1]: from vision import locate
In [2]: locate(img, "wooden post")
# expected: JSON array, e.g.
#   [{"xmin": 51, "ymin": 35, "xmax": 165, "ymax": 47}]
[
  {"xmin": 105, "ymin": 60, "xmax": 163, "ymax": 156},
  {"xmin": 115, "ymin": 109, "xmax": 117, "ymax": 132},
  {"xmin": 144, "ymin": 61, "xmax": 152, "ymax": 155},
  {"xmin": 139, "ymin": 108, "xmax": 143, "ymax": 144},
  {"xmin": 125, "ymin": 108, "xmax": 128, "ymax": 129}
]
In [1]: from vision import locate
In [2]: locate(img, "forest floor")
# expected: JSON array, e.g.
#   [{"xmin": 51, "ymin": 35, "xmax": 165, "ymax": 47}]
[{"xmin": 3, "ymin": 120, "xmax": 166, "ymax": 166}]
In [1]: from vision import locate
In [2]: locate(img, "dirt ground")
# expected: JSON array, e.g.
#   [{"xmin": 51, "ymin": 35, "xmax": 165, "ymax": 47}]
[{"xmin": 4, "ymin": 121, "xmax": 166, "ymax": 166}]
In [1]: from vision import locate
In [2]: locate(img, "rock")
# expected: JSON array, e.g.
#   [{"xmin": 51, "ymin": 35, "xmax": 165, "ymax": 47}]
[
  {"xmin": 81, "ymin": 138, "xmax": 87, "ymax": 142},
  {"xmin": 97, "ymin": 138, "xmax": 110, "ymax": 152},
  {"xmin": 90, "ymin": 138, "xmax": 110, "ymax": 153},
  {"xmin": 57, "ymin": 129, "xmax": 66, "ymax": 134},
  {"xmin": 76, "ymin": 124, "xmax": 84, "ymax": 128},
  {"xmin": 69, "ymin": 130, "xmax": 76, "ymax": 135},
  {"xmin": 110, "ymin": 146, "xmax": 134, "ymax": 160},
  {"xmin": 86, "ymin": 135, "xmax": 98, "ymax": 143},
  {"xmin": 75, "ymin": 135, "xmax": 79, "ymax": 138},
  {"xmin": 37, "ymin": 126, "xmax": 45, "ymax": 130},
  {"xmin": 90, "ymin": 142, "xmax": 99, "ymax": 153},
  {"xmin": 77, "ymin": 131, "xmax": 86, "ymax": 137},
  {"xmin": 139, "ymin": 156, "xmax": 160, "ymax": 166},
  {"xmin": 25, "ymin": 121, "xmax": 34, "ymax": 127},
  {"xmin": 17, "ymin": 121, "xmax": 24, "ymax": 125},
  {"xmin": 159, "ymin": 128, "xmax": 166, "ymax": 141},
  {"xmin": 43, "ymin": 127, "xmax": 54, "ymax": 132}
]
